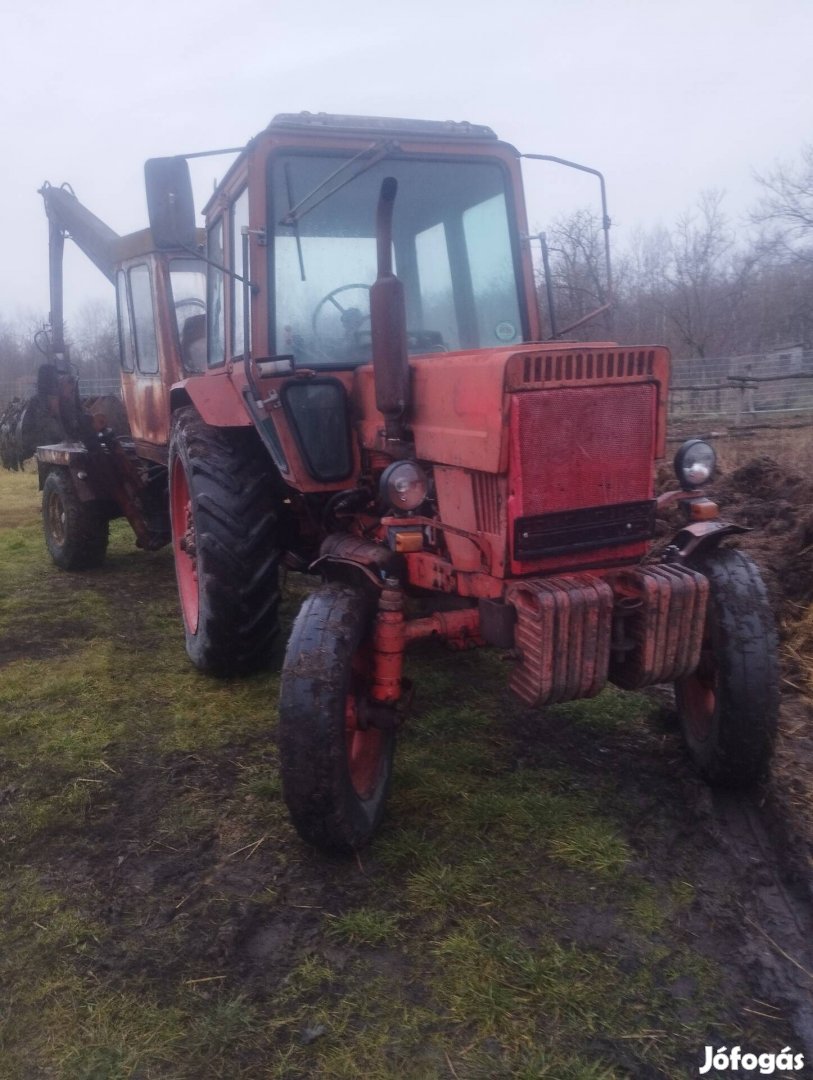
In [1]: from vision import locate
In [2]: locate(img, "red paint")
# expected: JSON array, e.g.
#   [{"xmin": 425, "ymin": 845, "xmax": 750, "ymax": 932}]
[
  {"xmin": 345, "ymin": 644, "xmax": 385, "ymax": 799},
  {"xmin": 170, "ymin": 456, "xmax": 199, "ymax": 634}
]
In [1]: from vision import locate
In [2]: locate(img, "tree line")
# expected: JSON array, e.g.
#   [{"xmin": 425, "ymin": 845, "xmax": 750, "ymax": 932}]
[
  {"xmin": 537, "ymin": 145, "xmax": 813, "ymax": 358},
  {"xmin": 0, "ymin": 300, "xmax": 118, "ymax": 400}
]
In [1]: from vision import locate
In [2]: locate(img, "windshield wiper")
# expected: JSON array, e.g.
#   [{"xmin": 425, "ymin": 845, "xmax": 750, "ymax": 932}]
[{"xmin": 278, "ymin": 139, "xmax": 398, "ymax": 228}]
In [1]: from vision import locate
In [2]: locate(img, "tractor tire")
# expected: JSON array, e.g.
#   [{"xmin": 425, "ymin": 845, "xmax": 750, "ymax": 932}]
[
  {"xmin": 42, "ymin": 469, "xmax": 109, "ymax": 570},
  {"xmin": 279, "ymin": 584, "xmax": 395, "ymax": 853},
  {"xmin": 168, "ymin": 406, "xmax": 281, "ymax": 677},
  {"xmin": 675, "ymin": 547, "xmax": 779, "ymax": 788}
]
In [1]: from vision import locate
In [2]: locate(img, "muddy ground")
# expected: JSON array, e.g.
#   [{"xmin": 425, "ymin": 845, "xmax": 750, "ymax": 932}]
[{"xmin": 2, "ymin": 456, "xmax": 813, "ymax": 1077}]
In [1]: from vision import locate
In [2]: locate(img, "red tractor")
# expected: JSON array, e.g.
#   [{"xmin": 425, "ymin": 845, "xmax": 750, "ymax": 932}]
[{"xmin": 14, "ymin": 114, "xmax": 778, "ymax": 852}]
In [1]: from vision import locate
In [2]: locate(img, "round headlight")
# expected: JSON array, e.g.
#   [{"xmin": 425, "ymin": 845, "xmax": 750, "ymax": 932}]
[
  {"xmin": 379, "ymin": 461, "xmax": 428, "ymax": 512},
  {"xmin": 674, "ymin": 439, "xmax": 716, "ymax": 489}
]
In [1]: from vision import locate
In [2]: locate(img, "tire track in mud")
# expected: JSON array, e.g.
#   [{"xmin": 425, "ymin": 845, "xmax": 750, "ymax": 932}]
[{"xmin": 690, "ymin": 779, "xmax": 813, "ymax": 1057}]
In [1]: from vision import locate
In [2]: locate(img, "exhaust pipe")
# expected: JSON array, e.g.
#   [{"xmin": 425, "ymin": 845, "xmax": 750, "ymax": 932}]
[{"xmin": 370, "ymin": 177, "xmax": 410, "ymax": 445}]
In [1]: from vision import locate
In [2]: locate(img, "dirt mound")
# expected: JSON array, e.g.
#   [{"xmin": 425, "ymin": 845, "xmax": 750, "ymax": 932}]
[{"xmin": 712, "ymin": 455, "xmax": 813, "ymax": 612}]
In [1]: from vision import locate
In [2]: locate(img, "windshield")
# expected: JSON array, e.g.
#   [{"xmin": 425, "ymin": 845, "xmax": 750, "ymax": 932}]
[{"xmin": 269, "ymin": 154, "xmax": 524, "ymax": 367}]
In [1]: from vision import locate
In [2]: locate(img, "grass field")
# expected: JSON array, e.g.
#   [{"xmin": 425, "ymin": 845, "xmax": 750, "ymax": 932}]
[{"xmin": 0, "ymin": 466, "xmax": 802, "ymax": 1078}]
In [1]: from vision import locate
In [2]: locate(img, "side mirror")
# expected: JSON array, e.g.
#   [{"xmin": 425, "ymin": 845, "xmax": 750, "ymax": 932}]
[{"xmin": 144, "ymin": 156, "xmax": 196, "ymax": 250}]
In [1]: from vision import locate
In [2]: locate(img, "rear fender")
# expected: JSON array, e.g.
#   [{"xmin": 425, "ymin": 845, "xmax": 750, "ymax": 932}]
[
  {"xmin": 170, "ymin": 376, "xmax": 250, "ymax": 428},
  {"xmin": 36, "ymin": 445, "xmax": 97, "ymax": 501}
]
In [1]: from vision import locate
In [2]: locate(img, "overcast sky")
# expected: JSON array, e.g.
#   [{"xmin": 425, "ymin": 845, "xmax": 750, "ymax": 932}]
[{"xmin": 1, "ymin": 0, "xmax": 811, "ymax": 326}]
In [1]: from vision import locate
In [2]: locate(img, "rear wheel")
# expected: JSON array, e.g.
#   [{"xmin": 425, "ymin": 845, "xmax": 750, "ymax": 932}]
[
  {"xmin": 42, "ymin": 469, "xmax": 108, "ymax": 570},
  {"xmin": 168, "ymin": 407, "xmax": 281, "ymax": 676},
  {"xmin": 675, "ymin": 547, "xmax": 779, "ymax": 787},
  {"xmin": 279, "ymin": 584, "xmax": 395, "ymax": 853}
]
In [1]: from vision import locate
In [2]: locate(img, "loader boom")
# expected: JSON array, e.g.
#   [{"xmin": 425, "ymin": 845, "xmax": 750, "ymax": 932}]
[{"xmin": 40, "ymin": 183, "xmax": 121, "ymax": 365}]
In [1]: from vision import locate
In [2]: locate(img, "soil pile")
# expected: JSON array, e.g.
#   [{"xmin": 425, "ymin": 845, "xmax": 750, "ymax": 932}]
[{"xmin": 712, "ymin": 455, "xmax": 813, "ymax": 619}]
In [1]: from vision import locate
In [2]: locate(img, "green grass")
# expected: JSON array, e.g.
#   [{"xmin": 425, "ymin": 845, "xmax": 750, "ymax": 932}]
[
  {"xmin": 325, "ymin": 907, "xmax": 403, "ymax": 946},
  {"xmin": 0, "ymin": 466, "xmax": 794, "ymax": 1078}
]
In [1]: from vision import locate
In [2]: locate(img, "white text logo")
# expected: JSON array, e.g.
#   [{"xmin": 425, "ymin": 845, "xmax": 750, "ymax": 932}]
[{"xmin": 699, "ymin": 1046, "xmax": 804, "ymax": 1074}]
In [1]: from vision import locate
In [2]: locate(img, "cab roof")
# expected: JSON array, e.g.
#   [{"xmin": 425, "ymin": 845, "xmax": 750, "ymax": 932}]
[{"xmin": 266, "ymin": 112, "xmax": 498, "ymax": 141}]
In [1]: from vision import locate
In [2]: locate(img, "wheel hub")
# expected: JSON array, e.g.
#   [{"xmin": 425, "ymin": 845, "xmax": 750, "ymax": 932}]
[
  {"xmin": 681, "ymin": 649, "xmax": 717, "ymax": 742},
  {"xmin": 47, "ymin": 492, "xmax": 66, "ymax": 545}
]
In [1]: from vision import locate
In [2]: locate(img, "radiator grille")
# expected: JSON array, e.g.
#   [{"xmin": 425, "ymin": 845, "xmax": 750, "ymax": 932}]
[{"xmin": 510, "ymin": 384, "xmax": 656, "ymax": 518}]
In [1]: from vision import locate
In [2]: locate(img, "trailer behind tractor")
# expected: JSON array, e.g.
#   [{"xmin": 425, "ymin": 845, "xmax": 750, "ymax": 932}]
[{"xmin": 3, "ymin": 113, "xmax": 780, "ymax": 853}]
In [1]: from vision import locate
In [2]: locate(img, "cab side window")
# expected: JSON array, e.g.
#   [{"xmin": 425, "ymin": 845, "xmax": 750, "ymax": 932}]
[
  {"xmin": 207, "ymin": 219, "xmax": 226, "ymax": 366},
  {"xmin": 231, "ymin": 188, "xmax": 250, "ymax": 358},
  {"xmin": 129, "ymin": 264, "xmax": 159, "ymax": 375},
  {"xmin": 116, "ymin": 270, "xmax": 135, "ymax": 372}
]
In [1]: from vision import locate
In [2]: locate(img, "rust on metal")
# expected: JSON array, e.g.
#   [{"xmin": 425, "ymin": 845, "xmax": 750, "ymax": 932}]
[
  {"xmin": 607, "ymin": 565, "xmax": 709, "ymax": 688},
  {"xmin": 506, "ymin": 575, "xmax": 614, "ymax": 706}
]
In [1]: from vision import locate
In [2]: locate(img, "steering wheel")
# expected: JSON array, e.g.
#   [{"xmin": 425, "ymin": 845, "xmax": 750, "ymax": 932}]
[
  {"xmin": 311, "ymin": 283, "xmax": 371, "ymax": 342},
  {"xmin": 310, "ymin": 284, "xmax": 449, "ymax": 361},
  {"xmin": 174, "ymin": 297, "xmax": 206, "ymax": 314}
]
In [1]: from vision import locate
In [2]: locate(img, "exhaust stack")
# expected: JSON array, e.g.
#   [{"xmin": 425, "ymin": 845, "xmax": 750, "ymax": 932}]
[{"xmin": 369, "ymin": 177, "xmax": 410, "ymax": 445}]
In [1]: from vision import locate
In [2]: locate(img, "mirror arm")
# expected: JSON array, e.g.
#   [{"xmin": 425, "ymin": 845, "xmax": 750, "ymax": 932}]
[{"xmin": 521, "ymin": 153, "xmax": 614, "ymax": 331}]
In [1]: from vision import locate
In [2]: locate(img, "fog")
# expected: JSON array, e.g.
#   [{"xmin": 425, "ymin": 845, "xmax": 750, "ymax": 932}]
[{"xmin": 1, "ymin": 0, "xmax": 811, "ymax": 325}]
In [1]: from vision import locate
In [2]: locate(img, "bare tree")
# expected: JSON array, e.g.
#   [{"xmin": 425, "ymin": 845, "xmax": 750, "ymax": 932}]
[
  {"xmin": 614, "ymin": 225, "xmax": 672, "ymax": 347},
  {"xmin": 0, "ymin": 313, "xmax": 47, "ymax": 402},
  {"xmin": 69, "ymin": 299, "xmax": 119, "ymax": 384},
  {"xmin": 538, "ymin": 209, "xmax": 612, "ymax": 338},
  {"xmin": 538, "ymin": 166, "xmax": 813, "ymax": 357},
  {"xmin": 752, "ymin": 145, "xmax": 813, "ymax": 262},
  {"xmin": 661, "ymin": 191, "xmax": 757, "ymax": 359}
]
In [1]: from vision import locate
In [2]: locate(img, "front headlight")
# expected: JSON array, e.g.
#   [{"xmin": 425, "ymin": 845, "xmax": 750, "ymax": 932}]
[
  {"xmin": 674, "ymin": 439, "xmax": 716, "ymax": 489},
  {"xmin": 379, "ymin": 460, "xmax": 428, "ymax": 512}
]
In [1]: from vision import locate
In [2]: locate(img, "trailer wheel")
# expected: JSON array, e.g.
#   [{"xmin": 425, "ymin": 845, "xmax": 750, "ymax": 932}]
[
  {"xmin": 279, "ymin": 584, "xmax": 395, "ymax": 853},
  {"xmin": 168, "ymin": 407, "xmax": 281, "ymax": 676},
  {"xmin": 42, "ymin": 469, "xmax": 109, "ymax": 570},
  {"xmin": 675, "ymin": 547, "xmax": 779, "ymax": 788}
]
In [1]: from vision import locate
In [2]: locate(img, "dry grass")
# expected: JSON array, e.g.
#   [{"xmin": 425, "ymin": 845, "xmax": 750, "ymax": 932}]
[
  {"xmin": 0, "ymin": 461, "xmax": 42, "ymax": 529},
  {"xmin": 786, "ymin": 606, "xmax": 813, "ymax": 697}
]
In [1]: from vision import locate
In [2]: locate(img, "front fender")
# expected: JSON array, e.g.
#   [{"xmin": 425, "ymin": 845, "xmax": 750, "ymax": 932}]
[
  {"xmin": 310, "ymin": 534, "xmax": 406, "ymax": 594},
  {"xmin": 670, "ymin": 520, "xmax": 749, "ymax": 562}
]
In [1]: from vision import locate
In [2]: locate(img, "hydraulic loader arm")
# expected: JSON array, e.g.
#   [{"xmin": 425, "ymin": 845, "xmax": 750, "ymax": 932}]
[{"xmin": 39, "ymin": 183, "xmax": 122, "ymax": 367}]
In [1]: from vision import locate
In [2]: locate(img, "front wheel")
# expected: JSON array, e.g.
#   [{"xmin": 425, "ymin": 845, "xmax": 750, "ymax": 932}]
[
  {"xmin": 42, "ymin": 469, "xmax": 109, "ymax": 570},
  {"xmin": 279, "ymin": 584, "xmax": 395, "ymax": 853},
  {"xmin": 675, "ymin": 547, "xmax": 779, "ymax": 788}
]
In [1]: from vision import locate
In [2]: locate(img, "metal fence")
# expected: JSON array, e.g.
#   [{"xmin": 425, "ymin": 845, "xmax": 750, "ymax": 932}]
[
  {"xmin": 0, "ymin": 376, "xmax": 121, "ymax": 406},
  {"xmin": 669, "ymin": 350, "xmax": 813, "ymax": 421}
]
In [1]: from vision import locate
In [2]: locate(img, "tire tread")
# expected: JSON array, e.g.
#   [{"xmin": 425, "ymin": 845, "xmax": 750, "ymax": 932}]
[
  {"xmin": 677, "ymin": 547, "xmax": 779, "ymax": 787},
  {"xmin": 169, "ymin": 407, "xmax": 281, "ymax": 676},
  {"xmin": 42, "ymin": 469, "xmax": 109, "ymax": 570},
  {"xmin": 279, "ymin": 584, "xmax": 394, "ymax": 853}
]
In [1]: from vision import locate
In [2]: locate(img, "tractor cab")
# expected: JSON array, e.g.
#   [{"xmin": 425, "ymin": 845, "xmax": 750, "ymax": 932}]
[{"xmin": 147, "ymin": 114, "xmax": 542, "ymax": 376}]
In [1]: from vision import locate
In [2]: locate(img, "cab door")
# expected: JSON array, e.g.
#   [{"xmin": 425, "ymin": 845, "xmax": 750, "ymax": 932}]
[{"xmin": 116, "ymin": 257, "xmax": 179, "ymax": 453}]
